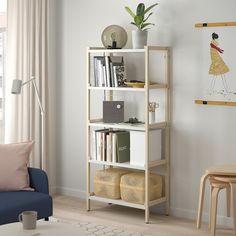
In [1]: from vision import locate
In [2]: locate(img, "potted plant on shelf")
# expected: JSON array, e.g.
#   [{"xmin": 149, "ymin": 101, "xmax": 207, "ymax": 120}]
[{"xmin": 125, "ymin": 2, "xmax": 158, "ymax": 49}]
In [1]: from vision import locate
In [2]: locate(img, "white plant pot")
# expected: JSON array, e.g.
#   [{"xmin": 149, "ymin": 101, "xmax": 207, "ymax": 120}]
[{"xmin": 132, "ymin": 30, "xmax": 148, "ymax": 49}]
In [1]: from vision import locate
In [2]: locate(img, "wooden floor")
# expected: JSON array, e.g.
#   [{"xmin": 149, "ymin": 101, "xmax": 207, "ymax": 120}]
[{"xmin": 53, "ymin": 195, "xmax": 233, "ymax": 236}]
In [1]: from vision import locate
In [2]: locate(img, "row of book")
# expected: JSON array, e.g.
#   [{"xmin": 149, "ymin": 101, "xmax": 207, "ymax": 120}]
[
  {"xmin": 92, "ymin": 129, "xmax": 130, "ymax": 163},
  {"xmin": 93, "ymin": 55, "xmax": 126, "ymax": 87}
]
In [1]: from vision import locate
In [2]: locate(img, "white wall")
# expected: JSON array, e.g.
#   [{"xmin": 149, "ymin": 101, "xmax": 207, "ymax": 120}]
[{"xmin": 51, "ymin": 0, "xmax": 236, "ymax": 225}]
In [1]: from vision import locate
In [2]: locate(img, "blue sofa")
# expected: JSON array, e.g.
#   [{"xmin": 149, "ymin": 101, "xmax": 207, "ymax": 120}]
[{"xmin": 0, "ymin": 167, "xmax": 53, "ymax": 225}]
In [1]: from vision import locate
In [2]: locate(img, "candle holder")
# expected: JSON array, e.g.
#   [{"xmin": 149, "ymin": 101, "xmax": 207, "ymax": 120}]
[{"xmin": 148, "ymin": 102, "xmax": 159, "ymax": 124}]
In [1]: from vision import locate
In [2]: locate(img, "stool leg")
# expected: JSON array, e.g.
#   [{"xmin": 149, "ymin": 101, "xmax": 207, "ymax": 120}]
[
  {"xmin": 230, "ymin": 183, "xmax": 236, "ymax": 236},
  {"xmin": 210, "ymin": 187, "xmax": 220, "ymax": 236},
  {"xmin": 197, "ymin": 173, "xmax": 209, "ymax": 229},
  {"xmin": 209, "ymin": 185, "xmax": 213, "ymax": 230},
  {"xmin": 226, "ymin": 186, "xmax": 231, "ymax": 217}
]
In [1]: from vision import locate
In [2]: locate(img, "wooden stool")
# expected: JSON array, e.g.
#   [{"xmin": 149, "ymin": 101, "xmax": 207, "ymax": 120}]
[
  {"xmin": 212, "ymin": 176, "xmax": 236, "ymax": 236},
  {"xmin": 197, "ymin": 165, "xmax": 236, "ymax": 229},
  {"xmin": 209, "ymin": 176, "xmax": 230, "ymax": 236}
]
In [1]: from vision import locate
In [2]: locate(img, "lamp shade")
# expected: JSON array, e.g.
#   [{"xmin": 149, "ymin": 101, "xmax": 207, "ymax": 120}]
[
  {"xmin": 11, "ymin": 79, "xmax": 22, "ymax": 94},
  {"xmin": 101, "ymin": 25, "xmax": 127, "ymax": 49}
]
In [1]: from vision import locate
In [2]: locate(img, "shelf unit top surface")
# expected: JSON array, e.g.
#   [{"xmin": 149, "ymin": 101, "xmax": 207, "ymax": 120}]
[{"xmin": 87, "ymin": 46, "xmax": 169, "ymax": 53}]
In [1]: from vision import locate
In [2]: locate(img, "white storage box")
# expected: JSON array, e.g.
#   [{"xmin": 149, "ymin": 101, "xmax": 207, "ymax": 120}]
[{"xmin": 130, "ymin": 130, "xmax": 162, "ymax": 166}]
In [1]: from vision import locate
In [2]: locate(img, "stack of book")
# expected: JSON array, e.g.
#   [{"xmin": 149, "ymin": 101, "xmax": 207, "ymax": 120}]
[
  {"xmin": 93, "ymin": 55, "xmax": 126, "ymax": 87},
  {"xmin": 92, "ymin": 129, "xmax": 130, "ymax": 163}
]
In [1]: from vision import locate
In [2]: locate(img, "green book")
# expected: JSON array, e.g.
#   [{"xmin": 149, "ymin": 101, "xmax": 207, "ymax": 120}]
[{"xmin": 116, "ymin": 131, "xmax": 130, "ymax": 163}]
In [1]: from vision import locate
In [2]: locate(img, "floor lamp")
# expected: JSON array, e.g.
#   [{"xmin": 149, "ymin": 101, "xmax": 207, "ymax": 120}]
[{"xmin": 11, "ymin": 77, "xmax": 45, "ymax": 170}]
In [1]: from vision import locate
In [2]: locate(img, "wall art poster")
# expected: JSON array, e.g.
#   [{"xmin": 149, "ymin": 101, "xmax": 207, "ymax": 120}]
[{"xmin": 198, "ymin": 27, "xmax": 236, "ymax": 102}]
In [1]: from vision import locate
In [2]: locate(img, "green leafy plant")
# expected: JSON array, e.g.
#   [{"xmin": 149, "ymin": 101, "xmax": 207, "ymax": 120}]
[{"xmin": 125, "ymin": 3, "xmax": 158, "ymax": 31}]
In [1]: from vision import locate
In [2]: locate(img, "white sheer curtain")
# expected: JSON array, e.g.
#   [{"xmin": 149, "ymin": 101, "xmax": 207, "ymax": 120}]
[{"xmin": 5, "ymin": 0, "xmax": 48, "ymax": 169}]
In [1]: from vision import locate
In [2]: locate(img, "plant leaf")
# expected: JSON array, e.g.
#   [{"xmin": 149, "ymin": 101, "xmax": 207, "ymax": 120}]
[
  {"xmin": 141, "ymin": 23, "xmax": 154, "ymax": 30},
  {"xmin": 143, "ymin": 13, "xmax": 152, "ymax": 23},
  {"xmin": 144, "ymin": 3, "xmax": 158, "ymax": 14},
  {"xmin": 131, "ymin": 22, "xmax": 140, "ymax": 29},
  {"xmin": 137, "ymin": 3, "xmax": 145, "ymax": 16},
  {"xmin": 125, "ymin": 6, "xmax": 136, "ymax": 18},
  {"xmin": 134, "ymin": 15, "xmax": 144, "ymax": 27}
]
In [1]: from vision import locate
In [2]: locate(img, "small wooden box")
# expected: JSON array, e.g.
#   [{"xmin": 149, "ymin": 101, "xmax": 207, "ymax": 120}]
[
  {"xmin": 94, "ymin": 168, "xmax": 129, "ymax": 199},
  {"xmin": 120, "ymin": 172, "xmax": 162, "ymax": 204}
]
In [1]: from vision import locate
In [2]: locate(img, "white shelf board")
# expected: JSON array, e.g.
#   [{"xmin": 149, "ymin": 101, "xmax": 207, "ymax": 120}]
[
  {"xmin": 149, "ymin": 197, "xmax": 167, "ymax": 207},
  {"xmin": 88, "ymin": 86, "xmax": 145, "ymax": 92},
  {"xmin": 89, "ymin": 121, "xmax": 167, "ymax": 131},
  {"xmin": 89, "ymin": 159, "xmax": 167, "ymax": 170},
  {"xmin": 89, "ymin": 195, "xmax": 167, "ymax": 209},
  {"xmin": 89, "ymin": 121, "xmax": 145, "ymax": 131},
  {"xmin": 89, "ymin": 195, "xmax": 145, "ymax": 210},
  {"xmin": 89, "ymin": 160, "xmax": 145, "ymax": 170},
  {"xmin": 148, "ymin": 159, "xmax": 167, "ymax": 168},
  {"xmin": 88, "ymin": 84, "xmax": 167, "ymax": 91},
  {"xmin": 88, "ymin": 48, "xmax": 145, "ymax": 53}
]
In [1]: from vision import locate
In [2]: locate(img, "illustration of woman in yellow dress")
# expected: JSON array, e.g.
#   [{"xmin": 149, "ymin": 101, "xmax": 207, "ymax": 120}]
[{"xmin": 209, "ymin": 32, "xmax": 229, "ymax": 94}]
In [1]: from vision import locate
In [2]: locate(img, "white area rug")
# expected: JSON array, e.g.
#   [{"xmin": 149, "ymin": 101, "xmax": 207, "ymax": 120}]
[
  {"xmin": 52, "ymin": 218, "xmax": 144, "ymax": 236},
  {"xmin": 77, "ymin": 221, "xmax": 143, "ymax": 236}
]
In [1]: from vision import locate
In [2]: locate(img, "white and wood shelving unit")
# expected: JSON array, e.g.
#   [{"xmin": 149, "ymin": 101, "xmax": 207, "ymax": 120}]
[{"xmin": 86, "ymin": 46, "xmax": 170, "ymax": 223}]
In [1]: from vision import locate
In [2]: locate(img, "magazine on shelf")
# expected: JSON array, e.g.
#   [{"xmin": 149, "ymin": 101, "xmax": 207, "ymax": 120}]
[
  {"xmin": 115, "ymin": 131, "xmax": 130, "ymax": 163},
  {"xmin": 93, "ymin": 56, "xmax": 106, "ymax": 87}
]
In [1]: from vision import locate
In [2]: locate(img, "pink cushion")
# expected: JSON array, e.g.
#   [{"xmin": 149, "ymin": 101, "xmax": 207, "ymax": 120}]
[{"xmin": 0, "ymin": 141, "xmax": 34, "ymax": 191}]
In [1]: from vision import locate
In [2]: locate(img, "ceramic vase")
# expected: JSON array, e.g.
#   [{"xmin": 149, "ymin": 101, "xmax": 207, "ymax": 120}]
[{"xmin": 132, "ymin": 30, "xmax": 148, "ymax": 49}]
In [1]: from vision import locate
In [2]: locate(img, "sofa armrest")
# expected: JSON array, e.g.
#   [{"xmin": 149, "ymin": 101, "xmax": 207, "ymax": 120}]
[{"xmin": 28, "ymin": 167, "xmax": 49, "ymax": 194}]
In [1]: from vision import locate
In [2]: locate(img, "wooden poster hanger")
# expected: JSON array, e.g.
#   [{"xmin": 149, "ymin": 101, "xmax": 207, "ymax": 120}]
[
  {"xmin": 195, "ymin": 100, "xmax": 236, "ymax": 107},
  {"xmin": 195, "ymin": 22, "xmax": 236, "ymax": 28}
]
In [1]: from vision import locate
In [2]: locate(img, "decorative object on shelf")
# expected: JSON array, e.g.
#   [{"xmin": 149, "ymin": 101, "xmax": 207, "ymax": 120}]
[
  {"xmin": 125, "ymin": 2, "xmax": 158, "ymax": 49},
  {"xmin": 124, "ymin": 80, "xmax": 145, "ymax": 88},
  {"xmin": 125, "ymin": 117, "xmax": 144, "ymax": 124},
  {"xmin": 103, "ymin": 101, "xmax": 124, "ymax": 123},
  {"xmin": 101, "ymin": 25, "xmax": 128, "ymax": 49},
  {"xmin": 148, "ymin": 102, "xmax": 159, "ymax": 124}
]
